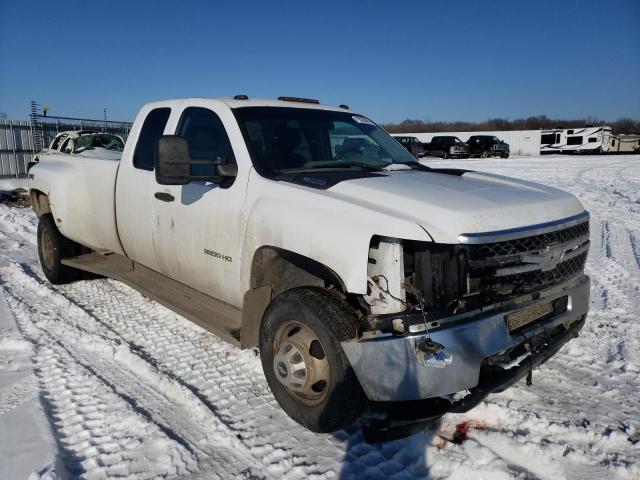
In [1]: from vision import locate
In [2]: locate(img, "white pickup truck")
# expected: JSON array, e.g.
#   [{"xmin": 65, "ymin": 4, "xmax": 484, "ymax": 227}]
[{"xmin": 28, "ymin": 96, "xmax": 590, "ymax": 440}]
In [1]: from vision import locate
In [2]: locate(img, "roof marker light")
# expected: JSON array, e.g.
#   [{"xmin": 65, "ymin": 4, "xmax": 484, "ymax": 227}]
[
  {"xmin": 277, "ymin": 96, "xmax": 320, "ymax": 104},
  {"xmin": 233, "ymin": 95, "xmax": 249, "ymax": 100}
]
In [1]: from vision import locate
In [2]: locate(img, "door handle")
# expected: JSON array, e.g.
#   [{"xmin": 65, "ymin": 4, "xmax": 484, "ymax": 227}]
[{"xmin": 154, "ymin": 192, "xmax": 174, "ymax": 202}]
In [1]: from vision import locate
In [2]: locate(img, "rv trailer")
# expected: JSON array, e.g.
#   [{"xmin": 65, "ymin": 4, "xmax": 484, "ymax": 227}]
[
  {"xmin": 609, "ymin": 134, "xmax": 640, "ymax": 153},
  {"xmin": 540, "ymin": 126, "xmax": 612, "ymax": 154}
]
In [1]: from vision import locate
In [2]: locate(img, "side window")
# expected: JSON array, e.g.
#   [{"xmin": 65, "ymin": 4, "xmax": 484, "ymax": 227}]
[
  {"xmin": 51, "ymin": 135, "xmax": 64, "ymax": 150},
  {"xmin": 133, "ymin": 107, "xmax": 171, "ymax": 171},
  {"xmin": 176, "ymin": 107, "xmax": 236, "ymax": 177},
  {"xmin": 61, "ymin": 138, "xmax": 73, "ymax": 153},
  {"xmin": 541, "ymin": 134, "xmax": 555, "ymax": 144}
]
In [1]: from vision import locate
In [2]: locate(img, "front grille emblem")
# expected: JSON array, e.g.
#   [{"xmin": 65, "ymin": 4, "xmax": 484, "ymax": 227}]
[{"xmin": 522, "ymin": 245, "xmax": 567, "ymax": 272}]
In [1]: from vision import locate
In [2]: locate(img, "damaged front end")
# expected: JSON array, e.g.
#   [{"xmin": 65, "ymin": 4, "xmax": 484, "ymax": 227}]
[{"xmin": 344, "ymin": 213, "xmax": 591, "ymax": 441}]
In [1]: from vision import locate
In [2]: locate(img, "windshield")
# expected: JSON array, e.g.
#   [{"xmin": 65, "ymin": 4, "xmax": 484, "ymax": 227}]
[
  {"xmin": 74, "ymin": 133, "xmax": 124, "ymax": 152},
  {"xmin": 234, "ymin": 107, "xmax": 417, "ymax": 175}
]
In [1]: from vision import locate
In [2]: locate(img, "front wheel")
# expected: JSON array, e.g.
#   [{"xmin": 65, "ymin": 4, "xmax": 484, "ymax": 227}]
[
  {"xmin": 442, "ymin": 151, "xmax": 450, "ymax": 159},
  {"xmin": 501, "ymin": 153, "xmax": 510, "ymax": 158},
  {"xmin": 259, "ymin": 287, "xmax": 366, "ymax": 432},
  {"xmin": 481, "ymin": 150, "xmax": 490, "ymax": 158}
]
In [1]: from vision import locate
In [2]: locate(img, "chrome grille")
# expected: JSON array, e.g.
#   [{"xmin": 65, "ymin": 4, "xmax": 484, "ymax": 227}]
[
  {"xmin": 469, "ymin": 221, "xmax": 590, "ymax": 261},
  {"xmin": 499, "ymin": 251, "xmax": 588, "ymax": 292}
]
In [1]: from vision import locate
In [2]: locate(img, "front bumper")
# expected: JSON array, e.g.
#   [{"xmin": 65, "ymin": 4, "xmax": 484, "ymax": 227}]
[
  {"xmin": 450, "ymin": 148, "xmax": 469, "ymax": 156},
  {"xmin": 342, "ymin": 274, "xmax": 590, "ymax": 402}
]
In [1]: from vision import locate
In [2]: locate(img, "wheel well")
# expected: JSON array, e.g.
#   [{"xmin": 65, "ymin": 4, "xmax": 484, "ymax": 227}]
[
  {"xmin": 29, "ymin": 190, "xmax": 51, "ymax": 217},
  {"xmin": 250, "ymin": 246, "xmax": 346, "ymax": 296},
  {"xmin": 240, "ymin": 247, "xmax": 349, "ymax": 349}
]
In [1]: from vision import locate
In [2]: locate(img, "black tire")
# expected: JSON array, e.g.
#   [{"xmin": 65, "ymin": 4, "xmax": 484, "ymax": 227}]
[
  {"xmin": 37, "ymin": 214, "xmax": 83, "ymax": 284},
  {"xmin": 481, "ymin": 150, "xmax": 490, "ymax": 159},
  {"xmin": 501, "ymin": 153, "xmax": 510, "ymax": 159},
  {"xmin": 259, "ymin": 287, "xmax": 366, "ymax": 433}
]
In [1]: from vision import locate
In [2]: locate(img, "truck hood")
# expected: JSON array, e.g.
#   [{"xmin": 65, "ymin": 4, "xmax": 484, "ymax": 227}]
[{"xmin": 328, "ymin": 169, "xmax": 585, "ymax": 243}]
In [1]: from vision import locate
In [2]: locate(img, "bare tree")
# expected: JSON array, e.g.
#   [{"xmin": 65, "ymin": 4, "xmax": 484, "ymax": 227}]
[{"xmin": 383, "ymin": 116, "xmax": 640, "ymax": 135}]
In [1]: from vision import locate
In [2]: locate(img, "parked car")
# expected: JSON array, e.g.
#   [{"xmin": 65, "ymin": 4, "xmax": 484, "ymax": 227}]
[
  {"xmin": 29, "ymin": 130, "xmax": 125, "ymax": 171},
  {"xmin": 28, "ymin": 96, "xmax": 590, "ymax": 440},
  {"xmin": 40, "ymin": 130, "xmax": 123, "ymax": 156},
  {"xmin": 393, "ymin": 135, "xmax": 425, "ymax": 158},
  {"xmin": 423, "ymin": 136, "xmax": 470, "ymax": 159},
  {"xmin": 468, "ymin": 135, "xmax": 510, "ymax": 158}
]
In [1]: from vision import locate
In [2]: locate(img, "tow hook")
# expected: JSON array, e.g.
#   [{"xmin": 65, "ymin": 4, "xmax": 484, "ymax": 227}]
[{"xmin": 415, "ymin": 339, "xmax": 453, "ymax": 368}]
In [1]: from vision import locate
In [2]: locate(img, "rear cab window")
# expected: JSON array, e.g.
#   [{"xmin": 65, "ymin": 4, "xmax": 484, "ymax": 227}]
[{"xmin": 133, "ymin": 108, "xmax": 171, "ymax": 171}]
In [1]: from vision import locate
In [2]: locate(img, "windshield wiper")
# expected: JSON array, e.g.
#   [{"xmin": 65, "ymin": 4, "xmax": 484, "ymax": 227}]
[
  {"xmin": 309, "ymin": 161, "xmax": 387, "ymax": 172},
  {"xmin": 402, "ymin": 161, "xmax": 432, "ymax": 172}
]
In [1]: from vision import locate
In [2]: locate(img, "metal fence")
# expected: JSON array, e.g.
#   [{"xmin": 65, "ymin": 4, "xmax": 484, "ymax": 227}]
[{"xmin": 0, "ymin": 115, "xmax": 132, "ymax": 178}]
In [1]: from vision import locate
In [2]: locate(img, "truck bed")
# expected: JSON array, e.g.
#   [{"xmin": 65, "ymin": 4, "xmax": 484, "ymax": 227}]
[{"xmin": 30, "ymin": 151, "xmax": 125, "ymax": 255}]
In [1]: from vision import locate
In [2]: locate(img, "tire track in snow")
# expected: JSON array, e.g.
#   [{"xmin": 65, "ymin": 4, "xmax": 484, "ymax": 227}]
[
  {"xmin": 0, "ymin": 259, "xmax": 265, "ymax": 479},
  {"xmin": 2, "ymin": 291, "xmax": 200, "ymax": 480},
  {"xmin": 628, "ymin": 230, "xmax": 640, "ymax": 268},
  {"xmin": 0, "ymin": 374, "xmax": 38, "ymax": 415}
]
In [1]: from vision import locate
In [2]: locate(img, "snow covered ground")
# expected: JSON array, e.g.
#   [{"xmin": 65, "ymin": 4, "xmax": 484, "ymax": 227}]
[{"xmin": 0, "ymin": 155, "xmax": 639, "ymax": 480}]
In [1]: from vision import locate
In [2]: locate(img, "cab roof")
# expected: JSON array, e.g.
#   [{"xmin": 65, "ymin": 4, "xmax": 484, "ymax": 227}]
[{"xmin": 144, "ymin": 97, "xmax": 352, "ymax": 113}]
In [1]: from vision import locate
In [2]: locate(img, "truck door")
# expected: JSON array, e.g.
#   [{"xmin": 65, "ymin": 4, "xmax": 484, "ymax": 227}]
[
  {"xmin": 115, "ymin": 106, "xmax": 173, "ymax": 274},
  {"xmin": 154, "ymin": 105, "xmax": 245, "ymax": 306}
]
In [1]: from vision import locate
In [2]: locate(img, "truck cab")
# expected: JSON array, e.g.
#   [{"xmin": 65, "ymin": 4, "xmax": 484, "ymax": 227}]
[{"xmin": 28, "ymin": 96, "xmax": 590, "ymax": 439}]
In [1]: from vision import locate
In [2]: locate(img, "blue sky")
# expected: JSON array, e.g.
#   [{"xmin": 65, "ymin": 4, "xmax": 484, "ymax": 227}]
[{"xmin": 1, "ymin": 0, "xmax": 638, "ymax": 123}]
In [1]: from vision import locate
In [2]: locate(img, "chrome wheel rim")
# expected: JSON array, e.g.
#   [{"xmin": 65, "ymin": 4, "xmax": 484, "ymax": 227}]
[{"xmin": 272, "ymin": 321, "xmax": 330, "ymax": 406}]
